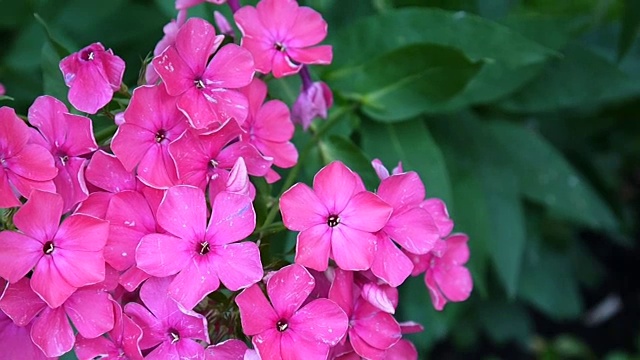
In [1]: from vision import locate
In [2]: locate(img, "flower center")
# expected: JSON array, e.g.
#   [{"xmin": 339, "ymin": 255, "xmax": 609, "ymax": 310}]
[
  {"xmin": 198, "ymin": 241, "xmax": 210, "ymax": 255},
  {"xmin": 274, "ymin": 42, "xmax": 286, "ymax": 52},
  {"xmin": 80, "ymin": 49, "xmax": 95, "ymax": 61},
  {"xmin": 276, "ymin": 319, "xmax": 288, "ymax": 332},
  {"xmin": 155, "ymin": 129, "xmax": 167, "ymax": 143},
  {"xmin": 43, "ymin": 241, "xmax": 55, "ymax": 255},
  {"xmin": 194, "ymin": 79, "xmax": 206, "ymax": 89},
  {"xmin": 169, "ymin": 329, "xmax": 180, "ymax": 344},
  {"xmin": 209, "ymin": 159, "xmax": 218, "ymax": 169},
  {"xmin": 59, "ymin": 155, "xmax": 69, "ymax": 166},
  {"xmin": 327, "ymin": 215, "xmax": 340, "ymax": 227}
]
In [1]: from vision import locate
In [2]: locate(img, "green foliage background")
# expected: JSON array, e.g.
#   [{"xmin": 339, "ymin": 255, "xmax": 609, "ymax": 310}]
[{"xmin": 1, "ymin": 0, "xmax": 640, "ymax": 358}]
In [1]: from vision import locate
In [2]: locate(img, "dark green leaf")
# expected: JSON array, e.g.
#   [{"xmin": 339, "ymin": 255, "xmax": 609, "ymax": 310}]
[
  {"xmin": 360, "ymin": 118, "xmax": 453, "ymax": 205},
  {"xmin": 498, "ymin": 43, "xmax": 639, "ymax": 113},
  {"xmin": 34, "ymin": 13, "xmax": 71, "ymax": 58},
  {"xmin": 477, "ymin": 301, "xmax": 533, "ymax": 344},
  {"xmin": 618, "ymin": 0, "xmax": 640, "ymax": 61},
  {"xmin": 488, "ymin": 120, "xmax": 618, "ymax": 231},
  {"xmin": 318, "ymin": 135, "xmax": 379, "ymax": 190},
  {"xmin": 328, "ymin": 44, "xmax": 482, "ymax": 121}
]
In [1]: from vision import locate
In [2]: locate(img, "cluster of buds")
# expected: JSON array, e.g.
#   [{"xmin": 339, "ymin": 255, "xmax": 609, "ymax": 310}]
[{"xmin": 0, "ymin": 0, "xmax": 472, "ymax": 359}]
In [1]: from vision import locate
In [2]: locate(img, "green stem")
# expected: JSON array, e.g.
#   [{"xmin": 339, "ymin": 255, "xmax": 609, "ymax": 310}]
[{"xmin": 258, "ymin": 105, "xmax": 354, "ymax": 234}]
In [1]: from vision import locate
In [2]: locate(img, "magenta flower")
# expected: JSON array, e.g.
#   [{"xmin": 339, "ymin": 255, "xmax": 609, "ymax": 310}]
[
  {"xmin": 0, "ymin": 106, "xmax": 57, "ymax": 208},
  {"xmin": 236, "ymin": 264, "xmax": 348, "ymax": 360},
  {"xmin": 153, "ymin": 18, "xmax": 255, "ymax": 129},
  {"xmin": 135, "ymin": 185, "xmax": 261, "ymax": 309},
  {"xmin": 0, "ymin": 311, "xmax": 49, "ymax": 360},
  {"xmin": 205, "ymin": 339, "xmax": 250, "ymax": 359},
  {"xmin": 146, "ymin": 10, "xmax": 188, "ymax": 84},
  {"xmin": 234, "ymin": 0, "xmax": 332, "ymax": 78},
  {"xmin": 409, "ymin": 234, "xmax": 473, "ymax": 311},
  {"xmin": 0, "ymin": 190, "xmax": 109, "ymax": 308},
  {"xmin": 371, "ymin": 171, "xmax": 440, "ymax": 287},
  {"xmin": 329, "ymin": 269, "xmax": 401, "ymax": 360},
  {"xmin": 59, "ymin": 42, "xmax": 125, "ymax": 114},
  {"xmin": 124, "ymin": 276, "xmax": 209, "ymax": 359},
  {"xmin": 112, "ymin": 84, "xmax": 188, "ymax": 188},
  {"xmin": 292, "ymin": 80, "xmax": 333, "ymax": 130},
  {"xmin": 280, "ymin": 161, "xmax": 392, "ymax": 271},
  {"xmin": 239, "ymin": 78, "xmax": 298, "ymax": 182},
  {"xmin": 75, "ymin": 300, "xmax": 144, "ymax": 360},
  {"xmin": 28, "ymin": 95, "xmax": 98, "ymax": 212}
]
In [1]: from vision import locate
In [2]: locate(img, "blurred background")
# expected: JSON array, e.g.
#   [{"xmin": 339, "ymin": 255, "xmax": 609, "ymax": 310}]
[{"xmin": 1, "ymin": 0, "xmax": 639, "ymax": 359}]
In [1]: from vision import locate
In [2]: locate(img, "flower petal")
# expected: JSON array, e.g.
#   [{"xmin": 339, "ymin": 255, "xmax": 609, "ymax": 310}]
[
  {"xmin": 157, "ymin": 185, "xmax": 207, "ymax": 239},
  {"xmin": 0, "ymin": 231, "xmax": 43, "ymax": 282},
  {"xmin": 212, "ymin": 242, "xmax": 262, "ymax": 291},
  {"xmin": 65, "ymin": 289, "xmax": 114, "ymax": 338},
  {"xmin": 340, "ymin": 191, "xmax": 392, "ymax": 233},
  {"xmin": 267, "ymin": 264, "xmax": 314, "ymax": 319},
  {"xmin": 169, "ymin": 256, "xmax": 220, "ymax": 310},
  {"xmin": 280, "ymin": 183, "xmax": 326, "ymax": 231},
  {"xmin": 135, "ymin": 233, "xmax": 191, "ymax": 277},
  {"xmin": 31, "ymin": 307, "xmax": 75, "ymax": 357},
  {"xmin": 236, "ymin": 284, "xmax": 279, "ymax": 336},
  {"xmin": 313, "ymin": 161, "xmax": 364, "ymax": 214},
  {"xmin": 331, "ymin": 226, "xmax": 376, "ymax": 271},
  {"xmin": 289, "ymin": 298, "xmax": 348, "ymax": 345},
  {"xmin": 295, "ymin": 224, "xmax": 331, "ymax": 271}
]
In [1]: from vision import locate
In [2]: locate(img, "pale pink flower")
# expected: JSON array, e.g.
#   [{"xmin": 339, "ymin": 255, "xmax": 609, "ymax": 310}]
[
  {"xmin": 0, "ymin": 106, "xmax": 57, "ymax": 208},
  {"xmin": 111, "ymin": 84, "xmax": 188, "ymax": 188},
  {"xmin": 239, "ymin": 78, "xmax": 297, "ymax": 183},
  {"xmin": 135, "ymin": 185, "xmax": 261, "ymax": 309},
  {"xmin": 409, "ymin": 234, "xmax": 473, "ymax": 311},
  {"xmin": 236, "ymin": 264, "xmax": 348, "ymax": 360},
  {"xmin": 0, "ymin": 190, "xmax": 109, "ymax": 308},
  {"xmin": 234, "ymin": 0, "xmax": 332, "ymax": 77},
  {"xmin": 280, "ymin": 161, "xmax": 392, "ymax": 271},
  {"xmin": 153, "ymin": 18, "xmax": 254, "ymax": 129},
  {"xmin": 28, "ymin": 95, "xmax": 98, "ymax": 212},
  {"xmin": 59, "ymin": 42, "xmax": 125, "ymax": 114},
  {"xmin": 124, "ymin": 276, "xmax": 209, "ymax": 360},
  {"xmin": 292, "ymin": 80, "xmax": 333, "ymax": 130}
]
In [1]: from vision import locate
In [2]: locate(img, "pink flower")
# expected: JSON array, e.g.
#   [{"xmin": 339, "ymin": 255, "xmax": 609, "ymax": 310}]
[
  {"xmin": 124, "ymin": 276, "xmax": 209, "ymax": 360},
  {"xmin": 75, "ymin": 300, "xmax": 144, "ymax": 360},
  {"xmin": 279, "ymin": 161, "xmax": 392, "ymax": 271},
  {"xmin": 239, "ymin": 78, "xmax": 298, "ymax": 182},
  {"xmin": 0, "ymin": 106, "xmax": 57, "ymax": 208},
  {"xmin": 28, "ymin": 95, "xmax": 98, "ymax": 212},
  {"xmin": 234, "ymin": 0, "xmax": 333, "ymax": 77},
  {"xmin": 0, "ymin": 190, "xmax": 109, "ymax": 308},
  {"xmin": 135, "ymin": 185, "xmax": 261, "ymax": 309},
  {"xmin": 292, "ymin": 80, "xmax": 333, "ymax": 130},
  {"xmin": 409, "ymin": 234, "xmax": 473, "ymax": 311},
  {"xmin": 153, "ymin": 18, "xmax": 254, "ymax": 129},
  {"xmin": 329, "ymin": 269, "xmax": 401, "ymax": 360},
  {"xmin": 111, "ymin": 84, "xmax": 188, "ymax": 188},
  {"xmin": 0, "ymin": 311, "xmax": 49, "ymax": 360},
  {"xmin": 145, "ymin": 10, "xmax": 188, "ymax": 84},
  {"xmin": 236, "ymin": 264, "xmax": 348, "ymax": 360},
  {"xmin": 59, "ymin": 42, "xmax": 125, "ymax": 114},
  {"xmin": 205, "ymin": 339, "xmax": 250, "ymax": 359}
]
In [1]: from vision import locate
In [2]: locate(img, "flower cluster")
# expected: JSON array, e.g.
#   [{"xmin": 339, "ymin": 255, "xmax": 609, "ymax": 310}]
[{"xmin": 0, "ymin": 0, "xmax": 472, "ymax": 359}]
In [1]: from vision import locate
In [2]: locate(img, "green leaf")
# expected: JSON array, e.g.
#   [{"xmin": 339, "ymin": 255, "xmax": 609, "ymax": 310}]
[
  {"xmin": 498, "ymin": 43, "xmax": 638, "ymax": 113},
  {"xmin": 318, "ymin": 135, "xmax": 379, "ymax": 190},
  {"xmin": 328, "ymin": 44, "xmax": 482, "ymax": 122},
  {"xmin": 60, "ymin": 350, "xmax": 78, "ymax": 360},
  {"xmin": 618, "ymin": 0, "xmax": 640, "ymax": 61},
  {"xmin": 488, "ymin": 120, "xmax": 618, "ymax": 231},
  {"xmin": 34, "ymin": 13, "xmax": 72, "ymax": 58},
  {"xmin": 327, "ymin": 8, "xmax": 556, "ymax": 109},
  {"xmin": 41, "ymin": 42, "xmax": 69, "ymax": 106},
  {"xmin": 518, "ymin": 239, "xmax": 583, "ymax": 320},
  {"xmin": 477, "ymin": 301, "xmax": 533, "ymax": 344},
  {"xmin": 360, "ymin": 118, "xmax": 453, "ymax": 206}
]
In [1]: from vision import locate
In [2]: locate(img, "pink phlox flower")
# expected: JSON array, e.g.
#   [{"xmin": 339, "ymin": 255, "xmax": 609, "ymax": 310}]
[
  {"xmin": 234, "ymin": 0, "xmax": 333, "ymax": 78},
  {"xmin": 135, "ymin": 185, "xmax": 261, "ymax": 309},
  {"xmin": 153, "ymin": 17, "xmax": 255, "ymax": 129},
  {"xmin": 146, "ymin": 10, "xmax": 188, "ymax": 84},
  {"xmin": 28, "ymin": 95, "xmax": 98, "ymax": 212},
  {"xmin": 75, "ymin": 300, "xmax": 144, "ymax": 360},
  {"xmin": 205, "ymin": 339, "xmax": 256, "ymax": 360},
  {"xmin": 0, "ymin": 277, "xmax": 115, "ymax": 357},
  {"xmin": 236, "ymin": 264, "xmax": 349, "ymax": 360},
  {"xmin": 0, "ymin": 190, "xmax": 109, "ymax": 308},
  {"xmin": 208, "ymin": 156, "xmax": 255, "ymax": 201},
  {"xmin": 59, "ymin": 42, "xmax": 125, "ymax": 114},
  {"xmin": 169, "ymin": 118, "xmax": 271, "ymax": 199},
  {"xmin": 112, "ymin": 84, "xmax": 189, "ymax": 189},
  {"xmin": 292, "ymin": 81, "xmax": 333, "ymax": 130},
  {"xmin": 372, "ymin": 170, "xmax": 441, "ymax": 287},
  {"xmin": 0, "ymin": 310, "xmax": 49, "ymax": 360},
  {"xmin": 176, "ymin": 0, "xmax": 227, "ymax": 10},
  {"xmin": 0, "ymin": 106, "xmax": 57, "ymax": 208},
  {"xmin": 328, "ymin": 269, "xmax": 402, "ymax": 360},
  {"xmin": 124, "ymin": 276, "xmax": 209, "ymax": 360},
  {"xmin": 280, "ymin": 161, "xmax": 393, "ymax": 271},
  {"xmin": 420, "ymin": 198, "xmax": 454, "ymax": 238},
  {"xmin": 238, "ymin": 78, "xmax": 298, "ymax": 183},
  {"xmin": 408, "ymin": 234, "xmax": 473, "ymax": 311}
]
